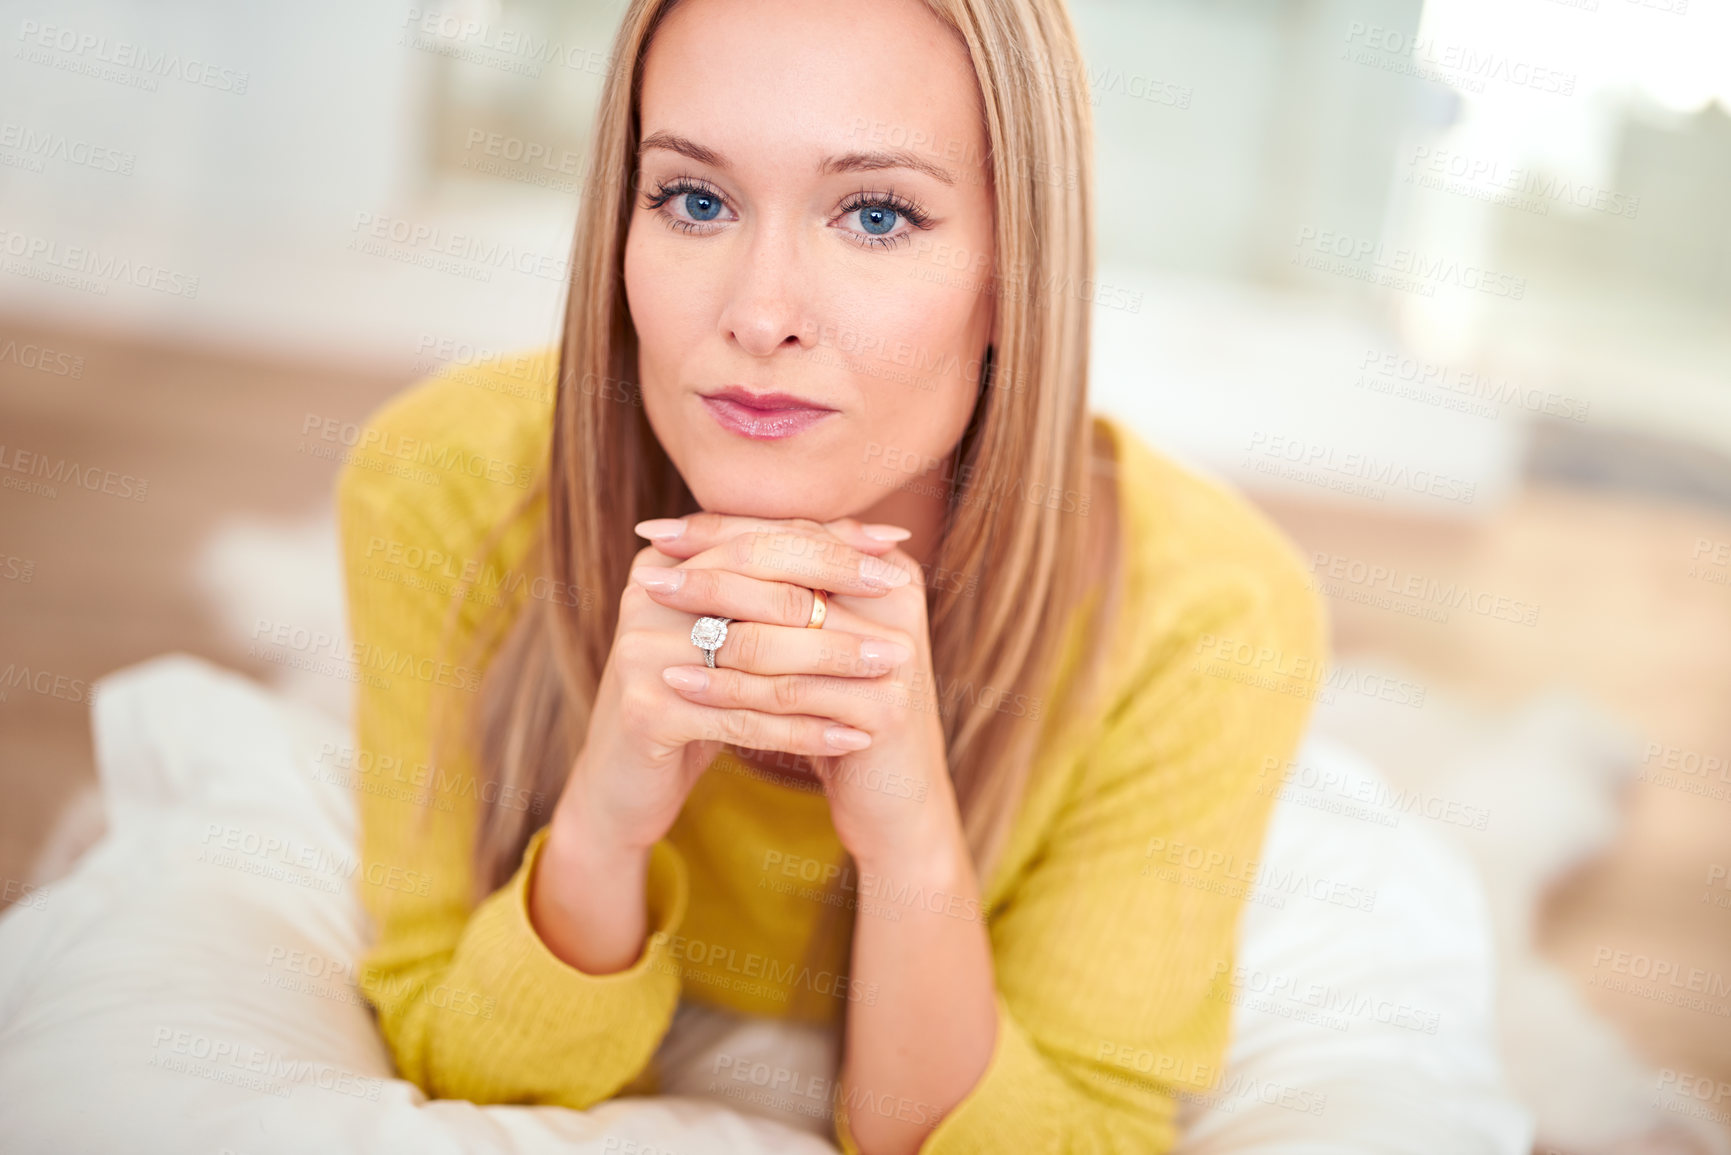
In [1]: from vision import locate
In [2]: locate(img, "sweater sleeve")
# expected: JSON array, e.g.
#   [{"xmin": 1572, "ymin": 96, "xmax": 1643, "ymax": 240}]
[
  {"xmin": 336, "ymin": 410, "xmax": 690, "ymax": 1108},
  {"xmin": 838, "ymin": 541, "xmax": 1328, "ymax": 1153}
]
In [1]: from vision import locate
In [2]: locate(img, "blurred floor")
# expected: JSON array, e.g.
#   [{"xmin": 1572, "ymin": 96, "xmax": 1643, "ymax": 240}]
[
  {"xmin": 1259, "ymin": 488, "xmax": 1731, "ymax": 1113},
  {"xmin": 1, "ymin": 317, "xmax": 1728, "ymax": 1139},
  {"xmin": 0, "ymin": 318, "xmax": 409, "ymax": 888}
]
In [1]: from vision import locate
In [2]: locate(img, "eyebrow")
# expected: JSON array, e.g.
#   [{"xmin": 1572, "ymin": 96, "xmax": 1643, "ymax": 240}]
[{"xmin": 638, "ymin": 131, "xmax": 956, "ymax": 186}]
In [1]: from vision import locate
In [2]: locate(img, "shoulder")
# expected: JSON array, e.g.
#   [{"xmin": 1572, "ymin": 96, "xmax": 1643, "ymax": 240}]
[
  {"xmin": 1091, "ymin": 413, "xmax": 1328, "ymax": 694},
  {"xmin": 334, "ymin": 349, "xmax": 557, "ymax": 553}
]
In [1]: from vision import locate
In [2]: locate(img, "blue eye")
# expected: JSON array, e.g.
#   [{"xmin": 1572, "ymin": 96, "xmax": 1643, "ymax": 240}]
[
  {"xmin": 834, "ymin": 191, "xmax": 930, "ymax": 247},
  {"xmin": 857, "ymin": 206, "xmax": 898, "ymax": 235},
  {"xmin": 684, "ymin": 191, "xmax": 722, "ymax": 221}
]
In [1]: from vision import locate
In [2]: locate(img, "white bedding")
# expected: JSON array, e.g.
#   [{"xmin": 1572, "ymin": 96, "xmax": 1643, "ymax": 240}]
[{"xmin": 0, "ymin": 655, "xmax": 1531, "ymax": 1153}]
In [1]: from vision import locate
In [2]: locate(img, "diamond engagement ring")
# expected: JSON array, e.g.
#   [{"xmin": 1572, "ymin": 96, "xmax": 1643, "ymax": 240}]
[{"xmin": 690, "ymin": 615, "xmax": 733, "ymax": 668}]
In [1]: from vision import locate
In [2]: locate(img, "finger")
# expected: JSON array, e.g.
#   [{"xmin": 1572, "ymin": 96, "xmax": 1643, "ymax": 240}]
[
  {"xmin": 661, "ymin": 664, "xmax": 886, "ymax": 730},
  {"xmin": 690, "ymin": 529, "xmax": 914, "ymax": 596},
  {"xmin": 631, "ymin": 543, "xmax": 681, "ymax": 569},
  {"xmin": 704, "ymin": 620, "xmax": 912, "ymax": 679},
  {"xmin": 824, "ymin": 516, "xmax": 914, "ymax": 550},
  {"xmin": 861, "ymin": 541, "xmax": 928, "ymax": 592},
  {"xmin": 630, "ymin": 563, "xmax": 828, "ymax": 629},
  {"xmin": 681, "ymin": 701, "xmax": 874, "ymax": 755},
  {"xmin": 635, "ymin": 512, "xmax": 910, "ymax": 561}
]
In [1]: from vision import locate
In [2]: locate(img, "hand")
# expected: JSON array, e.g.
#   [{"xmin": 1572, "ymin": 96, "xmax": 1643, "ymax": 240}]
[
  {"xmin": 643, "ymin": 514, "xmax": 998, "ymax": 1155},
  {"xmin": 531, "ymin": 513, "xmax": 914, "ymax": 972},
  {"xmin": 566, "ymin": 514, "xmax": 918, "ymax": 852},
  {"xmin": 640, "ymin": 512, "xmax": 960, "ymax": 869}
]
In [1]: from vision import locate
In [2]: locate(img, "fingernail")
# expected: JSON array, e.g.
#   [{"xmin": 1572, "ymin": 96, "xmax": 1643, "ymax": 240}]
[
  {"xmin": 632, "ymin": 565, "xmax": 685, "ymax": 593},
  {"xmin": 635, "ymin": 518, "xmax": 686, "ymax": 541},
  {"xmin": 858, "ymin": 639, "xmax": 912, "ymax": 668},
  {"xmin": 861, "ymin": 523, "xmax": 912, "ymax": 542},
  {"xmin": 662, "ymin": 666, "xmax": 709, "ymax": 691},
  {"xmin": 825, "ymin": 726, "xmax": 873, "ymax": 751},
  {"xmin": 859, "ymin": 555, "xmax": 912, "ymax": 589}
]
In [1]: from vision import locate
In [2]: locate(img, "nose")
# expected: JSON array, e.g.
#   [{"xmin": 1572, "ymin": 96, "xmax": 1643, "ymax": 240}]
[{"xmin": 717, "ymin": 223, "xmax": 813, "ymax": 358}]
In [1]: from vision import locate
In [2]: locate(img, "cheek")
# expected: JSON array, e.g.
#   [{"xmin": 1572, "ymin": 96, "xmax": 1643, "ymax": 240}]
[
  {"xmin": 623, "ymin": 225, "xmax": 714, "ymax": 377},
  {"xmin": 841, "ymin": 251, "xmax": 993, "ymax": 417}
]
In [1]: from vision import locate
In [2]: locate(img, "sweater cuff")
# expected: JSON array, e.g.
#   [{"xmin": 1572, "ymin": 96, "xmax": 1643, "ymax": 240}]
[
  {"xmin": 441, "ymin": 825, "xmax": 690, "ymax": 1095},
  {"xmin": 833, "ymin": 992, "xmax": 1051, "ymax": 1155},
  {"xmin": 919, "ymin": 991, "xmax": 1052, "ymax": 1152}
]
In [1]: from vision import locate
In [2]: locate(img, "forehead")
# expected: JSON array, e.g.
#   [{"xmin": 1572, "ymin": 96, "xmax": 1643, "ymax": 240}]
[{"xmin": 639, "ymin": 0, "xmax": 987, "ymax": 175}]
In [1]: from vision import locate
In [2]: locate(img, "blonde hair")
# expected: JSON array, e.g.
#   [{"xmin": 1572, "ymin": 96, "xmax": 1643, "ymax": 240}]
[{"xmin": 459, "ymin": 0, "xmax": 1115, "ymax": 896}]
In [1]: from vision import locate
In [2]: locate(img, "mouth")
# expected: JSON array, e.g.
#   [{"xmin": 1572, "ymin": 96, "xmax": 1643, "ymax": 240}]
[{"xmin": 699, "ymin": 387, "xmax": 839, "ymax": 442}]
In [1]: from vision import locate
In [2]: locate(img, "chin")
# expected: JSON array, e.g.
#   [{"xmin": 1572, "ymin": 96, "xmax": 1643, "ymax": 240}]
[{"xmin": 686, "ymin": 476, "xmax": 847, "ymax": 522}]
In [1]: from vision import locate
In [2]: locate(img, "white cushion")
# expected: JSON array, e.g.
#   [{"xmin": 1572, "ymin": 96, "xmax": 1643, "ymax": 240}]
[
  {"xmin": 1174, "ymin": 739, "xmax": 1531, "ymax": 1152},
  {"xmin": 0, "ymin": 655, "xmax": 1529, "ymax": 1153}
]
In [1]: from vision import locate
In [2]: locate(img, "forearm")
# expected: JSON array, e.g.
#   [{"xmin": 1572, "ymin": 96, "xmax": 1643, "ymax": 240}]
[
  {"xmin": 841, "ymin": 815, "xmax": 998, "ymax": 1155},
  {"xmin": 529, "ymin": 802, "xmax": 653, "ymax": 975}
]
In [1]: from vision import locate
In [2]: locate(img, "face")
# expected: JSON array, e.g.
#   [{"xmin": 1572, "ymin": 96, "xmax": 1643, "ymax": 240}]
[{"xmin": 624, "ymin": 0, "xmax": 997, "ymax": 525}]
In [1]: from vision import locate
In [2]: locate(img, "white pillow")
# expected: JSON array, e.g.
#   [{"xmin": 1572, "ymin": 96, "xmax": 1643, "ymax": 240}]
[
  {"xmin": 1175, "ymin": 740, "xmax": 1532, "ymax": 1152},
  {"xmin": 0, "ymin": 655, "xmax": 1530, "ymax": 1153}
]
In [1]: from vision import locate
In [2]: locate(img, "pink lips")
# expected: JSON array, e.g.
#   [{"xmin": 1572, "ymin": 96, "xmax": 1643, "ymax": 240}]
[{"xmin": 700, "ymin": 387, "xmax": 837, "ymax": 441}]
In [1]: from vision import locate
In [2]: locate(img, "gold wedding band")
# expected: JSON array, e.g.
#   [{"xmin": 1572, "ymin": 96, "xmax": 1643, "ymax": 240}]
[{"xmin": 805, "ymin": 587, "xmax": 829, "ymax": 629}]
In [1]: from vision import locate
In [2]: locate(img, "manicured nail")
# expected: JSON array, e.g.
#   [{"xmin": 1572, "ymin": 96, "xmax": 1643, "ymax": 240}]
[
  {"xmin": 861, "ymin": 523, "xmax": 912, "ymax": 542},
  {"xmin": 631, "ymin": 565, "xmax": 685, "ymax": 593},
  {"xmin": 859, "ymin": 555, "xmax": 912, "ymax": 589},
  {"xmin": 635, "ymin": 518, "xmax": 686, "ymax": 541},
  {"xmin": 858, "ymin": 638, "xmax": 912, "ymax": 669},
  {"xmin": 825, "ymin": 726, "xmax": 873, "ymax": 751},
  {"xmin": 662, "ymin": 666, "xmax": 709, "ymax": 692}
]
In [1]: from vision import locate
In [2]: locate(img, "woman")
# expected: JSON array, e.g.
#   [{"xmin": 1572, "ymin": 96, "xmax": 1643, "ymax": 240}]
[{"xmin": 337, "ymin": 0, "xmax": 1327, "ymax": 1151}]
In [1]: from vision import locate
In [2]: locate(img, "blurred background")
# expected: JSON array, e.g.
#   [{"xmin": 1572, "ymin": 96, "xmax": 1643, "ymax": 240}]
[{"xmin": 1, "ymin": 0, "xmax": 1727, "ymax": 1150}]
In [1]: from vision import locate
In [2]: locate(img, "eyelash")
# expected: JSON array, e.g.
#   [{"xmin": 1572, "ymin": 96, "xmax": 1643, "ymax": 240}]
[{"xmin": 641, "ymin": 175, "xmax": 935, "ymax": 250}]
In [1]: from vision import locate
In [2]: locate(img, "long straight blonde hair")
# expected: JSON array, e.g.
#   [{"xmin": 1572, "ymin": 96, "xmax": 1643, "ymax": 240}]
[{"xmin": 462, "ymin": 0, "xmax": 1114, "ymax": 896}]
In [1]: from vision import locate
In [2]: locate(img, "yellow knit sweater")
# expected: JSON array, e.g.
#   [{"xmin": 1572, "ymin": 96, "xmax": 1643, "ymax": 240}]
[{"xmin": 335, "ymin": 351, "xmax": 1328, "ymax": 1153}]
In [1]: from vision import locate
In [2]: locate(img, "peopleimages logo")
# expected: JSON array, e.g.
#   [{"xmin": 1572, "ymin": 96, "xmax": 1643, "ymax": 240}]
[
  {"xmin": 654, "ymin": 932, "xmax": 879, "ymax": 1005},
  {"xmin": 0, "ymin": 443, "xmax": 149, "ymax": 501},
  {"xmin": 14, "ymin": 21, "xmax": 251, "ymax": 94},
  {"xmin": 0, "ymin": 337, "xmax": 85, "ymax": 377},
  {"xmin": 1244, "ymin": 431, "xmax": 1478, "ymax": 506},
  {"xmin": 0, "ymin": 121, "xmax": 136, "ymax": 176},
  {"xmin": 300, "ymin": 414, "xmax": 535, "ymax": 489},
  {"xmin": 1292, "ymin": 227, "xmax": 1526, "ymax": 300},
  {"xmin": 0, "ymin": 228, "xmax": 199, "ymax": 298},
  {"xmin": 347, "ymin": 212, "xmax": 569, "ymax": 285},
  {"xmin": 1405, "ymin": 146, "xmax": 1640, "ymax": 220}
]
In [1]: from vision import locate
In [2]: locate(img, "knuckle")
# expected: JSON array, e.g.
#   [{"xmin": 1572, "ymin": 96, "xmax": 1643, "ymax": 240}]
[
  {"xmin": 728, "ymin": 623, "xmax": 762, "ymax": 669},
  {"xmin": 772, "ymin": 674, "xmax": 804, "ymax": 713},
  {"xmin": 790, "ymin": 716, "xmax": 819, "ymax": 753},
  {"xmin": 684, "ymin": 565, "xmax": 718, "ymax": 601},
  {"xmin": 780, "ymin": 582, "xmax": 811, "ymax": 625},
  {"xmin": 726, "ymin": 532, "xmax": 758, "ymax": 569},
  {"xmin": 618, "ymin": 584, "xmax": 652, "ymax": 617},
  {"xmin": 612, "ymin": 626, "xmax": 651, "ymax": 659},
  {"xmin": 722, "ymin": 707, "xmax": 753, "ymax": 742},
  {"xmin": 618, "ymin": 685, "xmax": 656, "ymax": 731}
]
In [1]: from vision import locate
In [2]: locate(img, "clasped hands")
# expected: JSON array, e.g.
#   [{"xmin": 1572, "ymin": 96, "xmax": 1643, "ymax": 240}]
[{"xmin": 625, "ymin": 512, "xmax": 955, "ymax": 868}]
